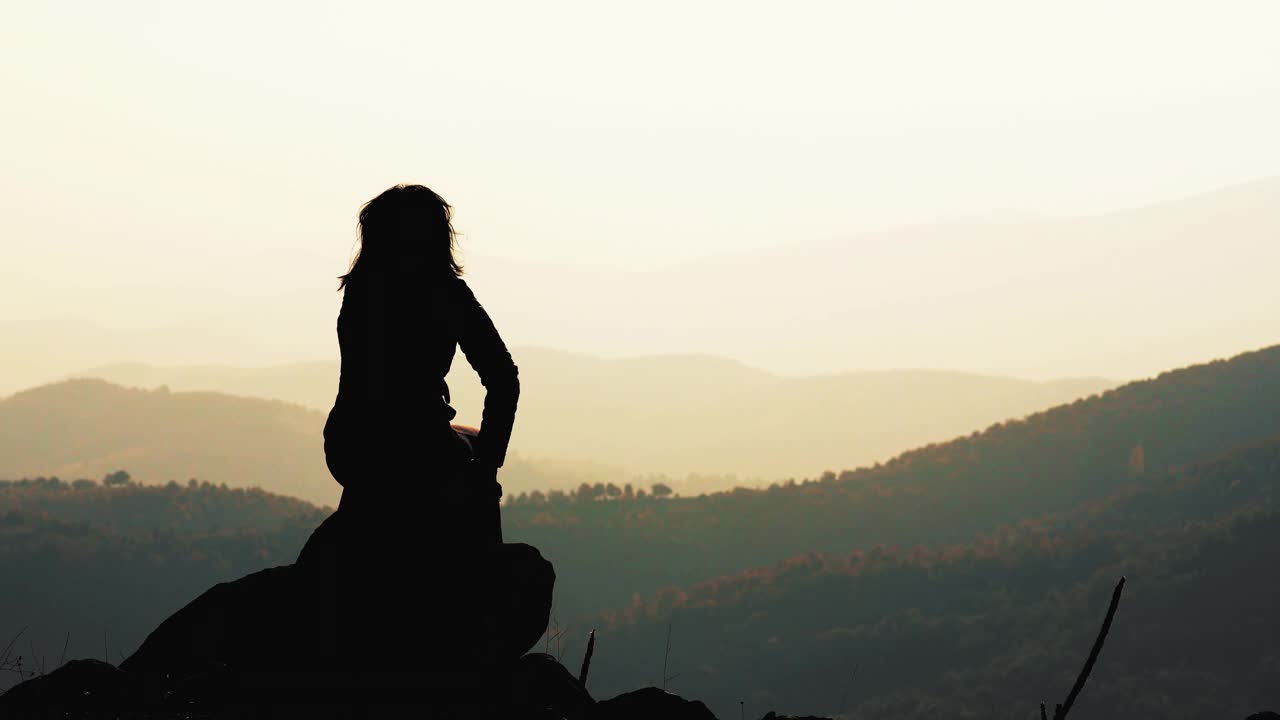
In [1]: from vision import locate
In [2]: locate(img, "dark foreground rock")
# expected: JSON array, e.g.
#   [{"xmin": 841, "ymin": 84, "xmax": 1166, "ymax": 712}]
[
  {"xmin": 590, "ymin": 687, "xmax": 717, "ymax": 720},
  {"xmin": 0, "ymin": 508, "xmax": 730, "ymax": 719},
  {"xmin": 0, "ymin": 657, "xmax": 727, "ymax": 719},
  {"xmin": 122, "ymin": 538, "xmax": 555, "ymax": 680},
  {"xmin": 0, "ymin": 659, "xmax": 138, "ymax": 714}
]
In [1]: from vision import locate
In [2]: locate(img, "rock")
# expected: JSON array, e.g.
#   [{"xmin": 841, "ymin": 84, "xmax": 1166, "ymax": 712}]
[
  {"xmin": 0, "ymin": 659, "xmax": 137, "ymax": 714},
  {"xmin": 511, "ymin": 652, "xmax": 595, "ymax": 718},
  {"xmin": 297, "ymin": 507, "xmax": 554, "ymax": 659},
  {"xmin": 1246, "ymin": 713, "xmax": 1280, "ymax": 720},
  {"xmin": 121, "ymin": 564, "xmax": 337, "ymax": 679},
  {"xmin": 491, "ymin": 542, "xmax": 558, "ymax": 658},
  {"xmin": 592, "ymin": 686, "xmax": 719, "ymax": 720},
  {"xmin": 1, "ymin": 509, "xmax": 560, "ymax": 716},
  {"xmin": 124, "ymin": 512, "xmax": 554, "ymax": 679},
  {"xmin": 759, "ymin": 713, "xmax": 834, "ymax": 720}
]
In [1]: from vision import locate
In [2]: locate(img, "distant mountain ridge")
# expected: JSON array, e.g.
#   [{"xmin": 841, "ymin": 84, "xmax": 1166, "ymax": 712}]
[
  {"xmin": 461, "ymin": 176, "xmax": 1280, "ymax": 379},
  {"xmin": 69, "ymin": 349, "xmax": 1116, "ymax": 484},
  {"xmin": 0, "ymin": 379, "xmax": 337, "ymax": 506},
  {"xmin": 4, "ymin": 176, "xmax": 1277, "ymax": 395}
]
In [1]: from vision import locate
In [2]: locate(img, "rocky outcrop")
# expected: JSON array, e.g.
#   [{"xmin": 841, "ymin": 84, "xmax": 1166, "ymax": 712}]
[
  {"xmin": 590, "ymin": 687, "xmax": 718, "ymax": 720},
  {"xmin": 0, "ymin": 659, "xmax": 136, "ymax": 713},
  {"xmin": 120, "ymin": 530, "xmax": 555, "ymax": 682},
  {"xmin": 0, "ymin": 507, "xmax": 730, "ymax": 718}
]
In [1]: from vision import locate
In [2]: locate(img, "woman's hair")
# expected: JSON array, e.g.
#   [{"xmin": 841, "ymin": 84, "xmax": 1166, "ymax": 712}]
[{"xmin": 339, "ymin": 184, "xmax": 463, "ymax": 290}]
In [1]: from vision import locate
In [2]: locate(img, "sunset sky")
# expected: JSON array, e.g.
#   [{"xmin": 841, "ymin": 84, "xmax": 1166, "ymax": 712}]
[{"xmin": 3, "ymin": 1, "xmax": 1278, "ymax": 383}]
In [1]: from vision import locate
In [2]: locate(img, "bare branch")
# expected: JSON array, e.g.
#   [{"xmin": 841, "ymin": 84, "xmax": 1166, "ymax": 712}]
[
  {"xmin": 1042, "ymin": 576, "xmax": 1126, "ymax": 720},
  {"xmin": 578, "ymin": 629, "xmax": 596, "ymax": 687},
  {"xmin": 0, "ymin": 626, "xmax": 27, "ymax": 666},
  {"xmin": 662, "ymin": 620, "xmax": 673, "ymax": 691}
]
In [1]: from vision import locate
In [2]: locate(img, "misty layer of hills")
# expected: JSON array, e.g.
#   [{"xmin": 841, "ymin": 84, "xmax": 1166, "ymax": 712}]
[
  {"xmin": 0, "ymin": 376, "xmax": 629, "ymax": 508},
  {"xmin": 64, "ymin": 349, "xmax": 1111, "ymax": 487},
  {"xmin": 4, "ymin": 176, "xmax": 1278, "ymax": 398},
  {"xmin": 0, "ymin": 380, "xmax": 336, "ymax": 506},
  {"xmin": 466, "ymin": 177, "xmax": 1280, "ymax": 379}
]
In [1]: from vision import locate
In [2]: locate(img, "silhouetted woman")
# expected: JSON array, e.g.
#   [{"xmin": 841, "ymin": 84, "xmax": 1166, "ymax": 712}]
[
  {"xmin": 323, "ymin": 184, "xmax": 519, "ymax": 548},
  {"xmin": 304, "ymin": 185, "xmax": 550, "ymax": 682}
]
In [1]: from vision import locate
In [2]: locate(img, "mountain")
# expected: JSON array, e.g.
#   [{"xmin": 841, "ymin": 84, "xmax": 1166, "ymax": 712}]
[
  {"xmin": 2, "ymin": 346, "xmax": 1278, "ymax": 716},
  {"xmin": 451, "ymin": 176, "xmax": 1280, "ymax": 381},
  {"xmin": 500, "ymin": 344, "xmax": 1280, "ymax": 621},
  {"xmin": 71, "ymin": 360, "xmax": 341, "ymax": 413},
  {"xmin": 6, "ymin": 177, "xmax": 1277, "ymax": 396},
  {"xmin": 0, "ymin": 289, "xmax": 339, "ymax": 399},
  {"xmin": 73, "ymin": 351, "xmax": 1114, "ymax": 487},
  {"xmin": 0, "ymin": 377, "xmax": 650, "ymax": 504},
  {"xmin": 0, "ymin": 379, "xmax": 338, "ymax": 507},
  {"xmin": 589, "ymin": 442, "xmax": 1280, "ymax": 718},
  {"xmin": 14, "ymin": 342, "xmax": 1279, "ymax": 624}
]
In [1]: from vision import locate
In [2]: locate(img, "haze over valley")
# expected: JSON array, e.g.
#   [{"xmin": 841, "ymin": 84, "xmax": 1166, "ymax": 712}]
[
  {"xmin": 3, "ymin": 176, "xmax": 1278, "ymax": 400},
  {"xmin": 8, "ymin": 175, "xmax": 1280, "ymax": 502},
  {"xmin": 4, "ymin": 176, "xmax": 1277, "ymax": 502}
]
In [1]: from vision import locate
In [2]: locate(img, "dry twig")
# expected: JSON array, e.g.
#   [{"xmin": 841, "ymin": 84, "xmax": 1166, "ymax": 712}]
[
  {"xmin": 578, "ymin": 629, "xmax": 596, "ymax": 686},
  {"xmin": 1041, "ymin": 576, "xmax": 1126, "ymax": 720},
  {"xmin": 662, "ymin": 620, "xmax": 673, "ymax": 690}
]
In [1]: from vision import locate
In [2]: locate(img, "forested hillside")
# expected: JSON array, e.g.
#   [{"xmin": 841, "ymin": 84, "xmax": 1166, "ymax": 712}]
[
  {"xmin": 582, "ymin": 435, "xmax": 1280, "ymax": 718},
  {"xmin": 594, "ymin": 513, "xmax": 1278, "ymax": 719},
  {"xmin": 0, "ymin": 474, "xmax": 323, "ymax": 532},
  {"xmin": 0, "ymin": 479, "xmax": 322, "ymax": 686}
]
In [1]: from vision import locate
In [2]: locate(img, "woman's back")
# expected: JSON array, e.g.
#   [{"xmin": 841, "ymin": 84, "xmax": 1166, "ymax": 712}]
[
  {"xmin": 322, "ymin": 185, "xmax": 519, "ymax": 496},
  {"xmin": 325, "ymin": 274, "xmax": 519, "ymax": 488}
]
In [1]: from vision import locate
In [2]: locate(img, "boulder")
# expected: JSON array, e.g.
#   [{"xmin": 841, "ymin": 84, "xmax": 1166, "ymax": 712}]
[
  {"xmin": 511, "ymin": 652, "xmax": 596, "ymax": 718},
  {"xmin": 591, "ymin": 686, "xmax": 719, "ymax": 720},
  {"xmin": 0, "ymin": 497, "xmax": 734, "ymax": 720},
  {"xmin": 0, "ymin": 659, "xmax": 137, "ymax": 715},
  {"xmin": 1, "ymin": 506, "xmax": 558, "ymax": 716},
  {"xmin": 121, "ymin": 564, "xmax": 332, "ymax": 678},
  {"xmin": 122, "ymin": 509, "xmax": 554, "ymax": 680}
]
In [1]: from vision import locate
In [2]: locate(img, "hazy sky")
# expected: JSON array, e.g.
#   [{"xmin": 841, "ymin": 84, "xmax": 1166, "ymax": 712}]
[{"xmin": 3, "ymin": 1, "xmax": 1279, "ymax": 380}]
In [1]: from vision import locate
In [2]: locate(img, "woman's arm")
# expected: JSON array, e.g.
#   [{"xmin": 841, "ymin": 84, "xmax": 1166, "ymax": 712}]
[{"xmin": 454, "ymin": 279, "xmax": 520, "ymax": 468}]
